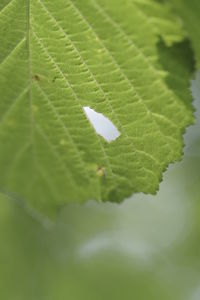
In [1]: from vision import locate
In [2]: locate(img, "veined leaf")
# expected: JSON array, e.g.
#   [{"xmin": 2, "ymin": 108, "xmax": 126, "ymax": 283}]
[{"xmin": 0, "ymin": 0, "xmax": 194, "ymax": 215}]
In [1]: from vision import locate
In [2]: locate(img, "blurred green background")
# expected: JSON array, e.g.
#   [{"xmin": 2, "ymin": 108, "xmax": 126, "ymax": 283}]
[{"xmin": 0, "ymin": 73, "xmax": 200, "ymax": 300}]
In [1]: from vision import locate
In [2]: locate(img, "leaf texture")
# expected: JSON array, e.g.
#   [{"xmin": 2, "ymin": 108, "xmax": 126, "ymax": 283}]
[{"xmin": 0, "ymin": 0, "xmax": 194, "ymax": 215}]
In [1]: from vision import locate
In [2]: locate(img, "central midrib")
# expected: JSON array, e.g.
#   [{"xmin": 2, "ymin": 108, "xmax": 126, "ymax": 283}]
[{"xmin": 26, "ymin": 0, "xmax": 35, "ymax": 143}]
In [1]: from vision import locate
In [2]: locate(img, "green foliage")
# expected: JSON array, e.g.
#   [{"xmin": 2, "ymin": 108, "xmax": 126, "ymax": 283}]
[
  {"xmin": 0, "ymin": 0, "xmax": 195, "ymax": 215},
  {"xmin": 170, "ymin": 0, "xmax": 200, "ymax": 67},
  {"xmin": 0, "ymin": 2, "xmax": 200, "ymax": 300}
]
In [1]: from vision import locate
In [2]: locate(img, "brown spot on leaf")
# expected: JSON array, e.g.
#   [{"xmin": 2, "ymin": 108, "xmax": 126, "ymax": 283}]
[
  {"xmin": 33, "ymin": 74, "xmax": 40, "ymax": 81},
  {"xmin": 97, "ymin": 165, "xmax": 106, "ymax": 178},
  {"xmin": 52, "ymin": 76, "xmax": 58, "ymax": 83}
]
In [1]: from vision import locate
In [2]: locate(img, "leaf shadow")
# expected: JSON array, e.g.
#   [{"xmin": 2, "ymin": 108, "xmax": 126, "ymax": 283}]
[{"xmin": 157, "ymin": 39, "xmax": 195, "ymax": 111}]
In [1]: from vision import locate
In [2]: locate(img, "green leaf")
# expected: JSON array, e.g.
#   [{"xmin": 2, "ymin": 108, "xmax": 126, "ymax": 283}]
[{"xmin": 0, "ymin": 0, "xmax": 194, "ymax": 215}]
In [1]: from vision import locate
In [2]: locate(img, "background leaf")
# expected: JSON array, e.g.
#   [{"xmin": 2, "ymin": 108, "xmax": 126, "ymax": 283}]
[{"xmin": 170, "ymin": 0, "xmax": 200, "ymax": 67}]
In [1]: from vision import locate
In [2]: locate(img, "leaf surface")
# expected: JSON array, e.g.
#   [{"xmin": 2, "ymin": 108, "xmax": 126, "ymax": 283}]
[{"xmin": 0, "ymin": 0, "xmax": 194, "ymax": 215}]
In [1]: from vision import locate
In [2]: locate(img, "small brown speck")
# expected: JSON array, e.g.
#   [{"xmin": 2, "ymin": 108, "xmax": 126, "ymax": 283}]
[
  {"xmin": 52, "ymin": 76, "xmax": 58, "ymax": 83},
  {"xmin": 33, "ymin": 74, "xmax": 40, "ymax": 81},
  {"xmin": 97, "ymin": 165, "xmax": 106, "ymax": 178}
]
